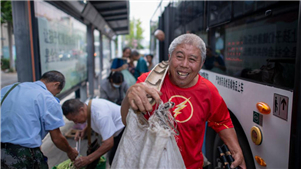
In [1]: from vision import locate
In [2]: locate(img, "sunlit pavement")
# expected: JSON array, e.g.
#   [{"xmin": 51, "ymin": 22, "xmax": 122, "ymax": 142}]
[{"xmin": 1, "ymin": 71, "xmax": 18, "ymax": 88}]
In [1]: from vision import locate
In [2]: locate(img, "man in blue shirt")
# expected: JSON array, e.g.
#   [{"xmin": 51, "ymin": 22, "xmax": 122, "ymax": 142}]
[
  {"xmin": 1, "ymin": 70, "xmax": 78, "ymax": 169},
  {"xmin": 111, "ymin": 47, "xmax": 131, "ymax": 72}
]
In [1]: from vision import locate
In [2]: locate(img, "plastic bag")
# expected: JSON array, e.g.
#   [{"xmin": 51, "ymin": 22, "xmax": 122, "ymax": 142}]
[
  {"xmin": 52, "ymin": 156, "xmax": 106, "ymax": 169},
  {"xmin": 121, "ymin": 69, "xmax": 136, "ymax": 87},
  {"xmin": 111, "ymin": 101, "xmax": 185, "ymax": 169}
]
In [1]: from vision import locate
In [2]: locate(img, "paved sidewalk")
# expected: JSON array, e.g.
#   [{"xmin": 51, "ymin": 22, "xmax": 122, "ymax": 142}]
[{"xmin": 1, "ymin": 71, "xmax": 18, "ymax": 88}]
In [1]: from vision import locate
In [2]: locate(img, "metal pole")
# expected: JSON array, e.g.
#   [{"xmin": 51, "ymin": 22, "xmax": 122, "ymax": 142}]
[
  {"xmin": 87, "ymin": 24, "xmax": 94, "ymax": 98},
  {"xmin": 11, "ymin": 1, "xmax": 34, "ymax": 82}
]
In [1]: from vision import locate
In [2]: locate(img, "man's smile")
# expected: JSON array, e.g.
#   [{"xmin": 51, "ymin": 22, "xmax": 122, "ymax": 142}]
[{"xmin": 177, "ymin": 71, "xmax": 189, "ymax": 77}]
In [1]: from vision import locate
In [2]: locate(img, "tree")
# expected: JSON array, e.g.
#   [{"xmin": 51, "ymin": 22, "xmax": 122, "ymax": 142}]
[
  {"xmin": 125, "ymin": 18, "xmax": 144, "ymax": 49},
  {"xmin": 1, "ymin": 1, "xmax": 14, "ymax": 71},
  {"xmin": 1, "ymin": 1, "xmax": 12, "ymax": 24}
]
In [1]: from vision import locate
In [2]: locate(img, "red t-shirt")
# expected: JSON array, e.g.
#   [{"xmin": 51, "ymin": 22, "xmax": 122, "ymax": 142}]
[{"xmin": 137, "ymin": 72, "xmax": 233, "ymax": 169}]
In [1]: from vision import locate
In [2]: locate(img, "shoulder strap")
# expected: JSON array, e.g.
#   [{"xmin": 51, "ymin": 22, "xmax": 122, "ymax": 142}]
[
  {"xmin": 145, "ymin": 61, "xmax": 169, "ymax": 105},
  {"xmin": 87, "ymin": 99, "xmax": 93, "ymax": 145},
  {"xmin": 1, "ymin": 83, "xmax": 20, "ymax": 105}
]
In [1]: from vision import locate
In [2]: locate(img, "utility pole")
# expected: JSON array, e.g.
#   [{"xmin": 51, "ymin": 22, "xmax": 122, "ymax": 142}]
[{"xmin": 8, "ymin": 21, "xmax": 14, "ymax": 71}]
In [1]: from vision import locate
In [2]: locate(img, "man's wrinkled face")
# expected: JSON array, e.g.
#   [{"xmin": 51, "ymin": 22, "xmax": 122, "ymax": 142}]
[
  {"xmin": 168, "ymin": 44, "xmax": 203, "ymax": 88},
  {"xmin": 65, "ymin": 107, "xmax": 87, "ymax": 124}
]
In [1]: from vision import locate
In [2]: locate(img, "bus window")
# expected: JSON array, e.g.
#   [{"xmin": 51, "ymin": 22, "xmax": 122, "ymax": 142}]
[
  {"xmin": 185, "ymin": 1, "xmax": 205, "ymax": 34},
  {"xmin": 185, "ymin": 1, "xmax": 205, "ymax": 26},
  {"xmin": 233, "ymin": 1, "xmax": 279, "ymax": 18},
  {"xmin": 208, "ymin": 1, "xmax": 232, "ymax": 27},
  {"xmin": 207, "ymin": 5, "xmax": 298, "ymax": 89}
]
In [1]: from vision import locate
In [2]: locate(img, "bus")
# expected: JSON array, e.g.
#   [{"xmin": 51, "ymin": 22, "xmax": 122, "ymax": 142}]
[{"xmin": 150, "ymin": 1, "xmax": 301, "ymax": 169}]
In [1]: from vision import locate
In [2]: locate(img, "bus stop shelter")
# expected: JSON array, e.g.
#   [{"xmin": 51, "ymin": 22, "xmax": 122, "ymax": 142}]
[{"xmin": 12, "ymin": 0, "xmax": 130, "ymax": 101}]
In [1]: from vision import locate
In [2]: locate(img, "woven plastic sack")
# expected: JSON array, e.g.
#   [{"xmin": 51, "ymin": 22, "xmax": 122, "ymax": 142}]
[{"xmin": 111, "ymin": 102, "xmax": 185, "ymax": 169}]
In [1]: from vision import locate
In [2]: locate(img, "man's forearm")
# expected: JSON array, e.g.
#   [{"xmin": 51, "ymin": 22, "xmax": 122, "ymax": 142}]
[
  {"xmin": 88, "ymin": 137, "xmax": 114, "ymax": 163},
  {"xmin": 218, "ymin": 128, "xmax": 241, "ymax": 153},
  {"xmin": 50, "ymin": 128, "xmax": 73, "ymax": 153}
]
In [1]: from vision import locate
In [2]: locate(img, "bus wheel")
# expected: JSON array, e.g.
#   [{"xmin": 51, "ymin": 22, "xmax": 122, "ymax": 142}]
[
  {"xmin": 205, "ymin": 118, "xmax": 256, "ymax": 169},
  {"xmin": 205, "ymin": 126, "xmax": 223, "ymax": 169},
  {"xmin": 212, "ymin": 133, "xmax": 224, "ymax": 169}
]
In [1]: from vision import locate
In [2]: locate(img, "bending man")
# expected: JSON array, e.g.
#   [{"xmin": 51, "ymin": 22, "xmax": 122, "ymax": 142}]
[
  {"xmin": 1, "ymin": 70, "xmax": 78, "ymax": 169},
  {"xmin": 62, "ymin": 98, "xmax": 125, "ymax": 168}
]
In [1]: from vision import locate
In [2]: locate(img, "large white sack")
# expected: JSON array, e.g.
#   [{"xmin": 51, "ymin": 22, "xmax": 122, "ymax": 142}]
[{"xmin": 111, "ymin": 103, "xmax": 185, "ymax": 169}]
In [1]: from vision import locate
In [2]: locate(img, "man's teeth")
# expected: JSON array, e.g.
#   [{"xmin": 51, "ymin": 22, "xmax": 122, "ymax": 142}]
[{"xmin": 178, "ymin": 72, "xmax": 188, "ymax": 76}]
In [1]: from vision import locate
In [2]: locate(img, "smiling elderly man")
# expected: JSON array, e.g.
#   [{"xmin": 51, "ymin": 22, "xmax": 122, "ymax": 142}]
[{"xmin": 120, "ymin": 33, "xmax": 246, "ymax": 169}]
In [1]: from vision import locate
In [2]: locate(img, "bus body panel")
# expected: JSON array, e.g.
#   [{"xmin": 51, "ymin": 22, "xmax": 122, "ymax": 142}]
[{"xmin": 200, "ymin": 69, "xmax": 293, "ymax": 169}]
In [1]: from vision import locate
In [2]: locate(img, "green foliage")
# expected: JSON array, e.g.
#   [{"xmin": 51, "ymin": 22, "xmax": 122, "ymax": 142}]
[
  {"xmin": 1, "ymin": 1, "xmax": 13, "ymax": 24},
  {"xmin": 125, "ymin": 18, "xmax": 144, "ymax": 49},
  {"xmin": 135, "ymin": 19, "xmax": 143, "ymax": 41},
  {"xmin": 1, "ymin": 58, "xmax": 10, "ymax": 70}
]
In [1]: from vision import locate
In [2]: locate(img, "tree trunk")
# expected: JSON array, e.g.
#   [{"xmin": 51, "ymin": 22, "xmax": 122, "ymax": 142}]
[{"xmin": 8, "ymin": 21, "xmax": 15, "ymax": 72}]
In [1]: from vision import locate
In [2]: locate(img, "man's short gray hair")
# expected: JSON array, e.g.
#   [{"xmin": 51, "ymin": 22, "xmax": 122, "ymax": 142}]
[
  {"xmin": 62, "ymin": 99, "xmax": 84, "ymax": 116},
  {"xmin": 40, "ymin": 70, "xmax": 65, "ymax": 90},
  {"xmin": 168, "ymin": 33, "xmax": 206, "ymax": 62}
]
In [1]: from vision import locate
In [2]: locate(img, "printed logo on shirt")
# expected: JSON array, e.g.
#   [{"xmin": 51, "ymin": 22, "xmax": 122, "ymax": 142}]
[{"xmin": 169, "ymin": 95, "xmax": 193, "ymax": 123}]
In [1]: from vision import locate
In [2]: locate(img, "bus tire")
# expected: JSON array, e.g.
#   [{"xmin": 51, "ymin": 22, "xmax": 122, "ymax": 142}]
[{"xmin": 205, "ymin": 114, "xmax": 256, "ymax": 169}]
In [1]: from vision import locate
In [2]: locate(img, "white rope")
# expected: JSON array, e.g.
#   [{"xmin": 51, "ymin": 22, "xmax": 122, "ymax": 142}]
[{"xmin": 148, "ymin": 101, "xmax": 179, "ymax": 136}]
